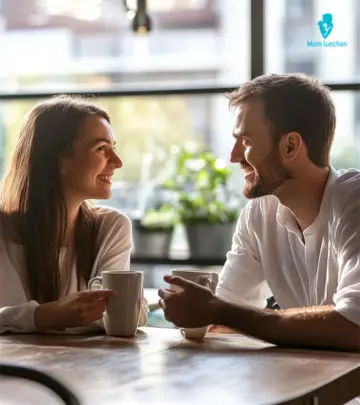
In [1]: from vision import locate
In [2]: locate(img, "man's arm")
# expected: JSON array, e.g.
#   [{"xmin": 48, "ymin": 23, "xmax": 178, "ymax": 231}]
[
  {"xmin": 159, "ymin": 276, "xmax": 360, "ymax": 352},
  {"xmin": 215, "ymin": 301, "xmax": 360, "ymax": 352},
  {"xmin": 215, "ymin": 204, "xmax": 272, "ymax": 308}
]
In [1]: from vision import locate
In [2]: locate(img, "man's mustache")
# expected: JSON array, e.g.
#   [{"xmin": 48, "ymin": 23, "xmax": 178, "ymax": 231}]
[{"xmin": 240, "ymin": 161, "xmax": 252, "ymax": 171}]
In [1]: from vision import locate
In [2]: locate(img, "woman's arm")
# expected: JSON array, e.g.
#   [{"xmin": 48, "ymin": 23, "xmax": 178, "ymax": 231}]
[{"xmin": 0, "ymin": 243, "xmax": 40, "ymax": 333}]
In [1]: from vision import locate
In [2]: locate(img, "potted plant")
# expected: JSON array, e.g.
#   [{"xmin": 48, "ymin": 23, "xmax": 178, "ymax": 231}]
[
  {"xmin": 164, "ymin": 149, "xmax": 240, "ymax": 258},
  {"xmin": 132, "ymin": 204, "xmax": 178, "ymax": 258}
]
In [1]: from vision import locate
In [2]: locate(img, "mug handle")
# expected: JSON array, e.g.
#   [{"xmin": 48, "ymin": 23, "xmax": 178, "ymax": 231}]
[
  {"xmin": 198, "ymin": 276, "xmax": 212, "ymax": 290},
  {"xmin": 88, "ymin": 276, "xmax": 103, "ymax": 290},
  {"xmin": 210, "ymin": 272, "xmax": 219, "ymax": 293}
]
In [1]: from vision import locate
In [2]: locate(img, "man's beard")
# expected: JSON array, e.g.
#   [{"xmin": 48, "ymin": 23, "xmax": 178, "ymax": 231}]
[{"xmin": 243, "ymin": 149, "xmax": 293, "ymax": 199}]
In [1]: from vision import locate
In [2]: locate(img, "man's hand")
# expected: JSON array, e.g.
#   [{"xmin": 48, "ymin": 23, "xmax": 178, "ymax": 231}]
[
  {"xmin": 34, "ymin": 289, "xmax": 117, "ymax": 330},
  {"xmin": 158, "ymin": 275, "xmax": 220, "ymax": 328},
  {"xmin": 207, "ymin": 325, "xmax": 239, "ymax": 334}
]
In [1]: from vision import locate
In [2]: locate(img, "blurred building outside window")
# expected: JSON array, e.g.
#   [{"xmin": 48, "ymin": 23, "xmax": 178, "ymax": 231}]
[{"xmin": 0, "ymin": 0, "xmax": 360, "ymax": 259}]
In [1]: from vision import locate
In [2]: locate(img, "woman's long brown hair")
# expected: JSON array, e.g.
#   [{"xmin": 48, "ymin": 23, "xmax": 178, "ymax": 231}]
[{"xmin": 0, "ymin": 95, "xmax": 110, "ymax": 303}]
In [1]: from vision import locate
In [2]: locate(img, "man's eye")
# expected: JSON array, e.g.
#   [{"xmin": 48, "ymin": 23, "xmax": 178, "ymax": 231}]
[{"xmin": 97, "ymin": 145, "xmax": 106, "ymax": 151}]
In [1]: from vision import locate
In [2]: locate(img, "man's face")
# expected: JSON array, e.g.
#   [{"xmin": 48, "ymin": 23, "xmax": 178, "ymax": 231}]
[{"xmin": 230, "ymin": 100, "xmax": 292, "ymax": 199}]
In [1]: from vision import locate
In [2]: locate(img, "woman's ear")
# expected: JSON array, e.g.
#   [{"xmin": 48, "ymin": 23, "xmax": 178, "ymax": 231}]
[{"xmin": 279, "ymin": 132, "xmax": 303, "ymax": 162}]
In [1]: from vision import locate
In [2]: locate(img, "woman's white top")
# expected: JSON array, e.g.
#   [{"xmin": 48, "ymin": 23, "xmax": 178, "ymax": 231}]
[{"xmin": 0, "ymin": 206, "xmax": 148, "ymax": 333}]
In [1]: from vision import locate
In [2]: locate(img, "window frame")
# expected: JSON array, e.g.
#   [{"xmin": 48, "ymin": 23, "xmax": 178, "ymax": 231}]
[{"xmin": 0, "ymin": 0, "xmax": 359, "ymax": 101}]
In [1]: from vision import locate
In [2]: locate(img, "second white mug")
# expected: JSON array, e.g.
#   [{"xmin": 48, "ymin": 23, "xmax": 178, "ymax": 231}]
[{"xmin": 171, "ymin": 268, "xmax": 218, "ymax": 339}]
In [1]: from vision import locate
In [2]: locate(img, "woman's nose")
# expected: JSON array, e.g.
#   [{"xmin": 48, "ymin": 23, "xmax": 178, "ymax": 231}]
[{"xmin": 111, "ymin": 151, "xmax": 123, "ymax": 169}]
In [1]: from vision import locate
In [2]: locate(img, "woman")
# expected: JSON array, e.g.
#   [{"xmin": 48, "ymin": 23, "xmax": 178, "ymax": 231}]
[{"xmin": 0, "ymin": 95, "xmax": 147, "ymax": 332}]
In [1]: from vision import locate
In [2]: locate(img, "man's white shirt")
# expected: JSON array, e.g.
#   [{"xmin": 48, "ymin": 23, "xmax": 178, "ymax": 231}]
[{"xmin": 216, "ymin": 167, "xmax": 360, "ymax": 327}]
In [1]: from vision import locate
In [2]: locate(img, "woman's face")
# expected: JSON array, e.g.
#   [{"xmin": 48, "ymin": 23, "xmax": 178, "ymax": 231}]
[{"xmin": 60, "ymin": 114, "xmax": 122, "ymax": 205}]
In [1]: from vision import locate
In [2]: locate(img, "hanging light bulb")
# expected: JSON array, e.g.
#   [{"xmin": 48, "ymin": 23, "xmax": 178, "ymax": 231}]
[{"xmin": 130, "ymin": 0, "xmax": 152, "ymax": 34}]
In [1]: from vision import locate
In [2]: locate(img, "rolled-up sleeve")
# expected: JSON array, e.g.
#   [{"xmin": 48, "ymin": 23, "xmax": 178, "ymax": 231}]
[
  {"xmin": 0, "ymin": 301, "xmax": 39, "ymax": 334},
  {"xmin": 216, "ymin": 206, "xmax": 271, "ymax": 309},
  {"xmin": 333, "ymin": 197, "xmax": 360, "ymax": 326}
]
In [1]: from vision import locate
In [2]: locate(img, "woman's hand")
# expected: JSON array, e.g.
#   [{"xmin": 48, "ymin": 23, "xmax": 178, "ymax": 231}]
[{"xmin": 34, "ymin": 289, "xmax": 117, "ymax": 330}]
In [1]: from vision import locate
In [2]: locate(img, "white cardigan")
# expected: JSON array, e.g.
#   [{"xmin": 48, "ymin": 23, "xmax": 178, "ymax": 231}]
[{"xmin": 0, "ymin": 206, "xmax": 148, "ymax": 333}]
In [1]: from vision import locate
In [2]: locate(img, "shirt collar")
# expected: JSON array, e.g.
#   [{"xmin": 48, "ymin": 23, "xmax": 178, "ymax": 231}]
[{"xmin": 276, "ymin": 166, "xmax": 339, "ymax": 231}]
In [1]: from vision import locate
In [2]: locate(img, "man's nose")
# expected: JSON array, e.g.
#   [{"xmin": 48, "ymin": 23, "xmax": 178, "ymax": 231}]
[{"xmin": 230, "ymin": 140, "xmax": 244, "ymax": 163}]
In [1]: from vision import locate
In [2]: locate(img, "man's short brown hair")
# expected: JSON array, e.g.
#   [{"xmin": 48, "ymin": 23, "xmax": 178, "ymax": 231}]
[{"xmin": 226, "ymin": 73, "xmax": 336, "ymax": 167}]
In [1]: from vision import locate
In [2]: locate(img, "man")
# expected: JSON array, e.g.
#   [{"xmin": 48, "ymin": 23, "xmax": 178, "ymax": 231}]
[{"xmin": 158, "ymin": 73, "xmax": 360, "ymax": 352}]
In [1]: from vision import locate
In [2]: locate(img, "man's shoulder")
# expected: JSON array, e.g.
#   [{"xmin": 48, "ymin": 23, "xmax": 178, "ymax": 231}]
[
  {"xmin": 240, "ymin": 196, "xmax": 280, "ymax": 227},
  {"xmin": 334, "ymin": 168, "xmax": 360, "ymax": 186},
  {"xmin": 332, "ymin": 168, "xmax": 360, "ymax": 201}
]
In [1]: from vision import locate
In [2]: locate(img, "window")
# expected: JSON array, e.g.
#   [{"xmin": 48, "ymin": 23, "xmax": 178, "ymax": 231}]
[
  {"xmin": 331, "ymin": 92, "xmax": 360, "ymax": 169},
  {"xmin": 265, "ymin": 0, "xmax": 359, "ymax": 83},
  {"xmin": 0, "ymin": 0, "xmax": 250, "ymax": 92}
]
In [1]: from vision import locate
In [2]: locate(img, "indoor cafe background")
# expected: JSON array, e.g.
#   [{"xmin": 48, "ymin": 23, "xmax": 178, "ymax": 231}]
[{"xmin": 0, "ymin": 1, "xmax": 359, "ymax": 323}]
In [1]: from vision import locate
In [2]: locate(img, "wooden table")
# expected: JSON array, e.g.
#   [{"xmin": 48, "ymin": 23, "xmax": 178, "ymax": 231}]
[{"xmin": 1, "ymin": 327, "xmax": 360, "ymax": 405}]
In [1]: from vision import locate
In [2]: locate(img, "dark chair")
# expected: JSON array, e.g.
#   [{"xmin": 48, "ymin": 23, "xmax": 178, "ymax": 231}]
[
  {"xmin": 266, "ymin": 296, "xmax": 280, "ymax": 310},
  {"xmin": 0, "ymin": 363, "xmax": 81, "ymax": 405}
]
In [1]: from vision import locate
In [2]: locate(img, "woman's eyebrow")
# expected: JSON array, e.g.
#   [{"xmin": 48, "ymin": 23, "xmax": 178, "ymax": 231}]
[{"xmin": 92, "ymin": 138, "xmax": 117, "ymax": 146}]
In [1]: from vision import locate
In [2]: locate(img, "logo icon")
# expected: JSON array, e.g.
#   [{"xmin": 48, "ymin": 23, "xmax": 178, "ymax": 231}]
[{"xmin": 318, "ymin": 13, "xmax": 333, "ymax": 39}]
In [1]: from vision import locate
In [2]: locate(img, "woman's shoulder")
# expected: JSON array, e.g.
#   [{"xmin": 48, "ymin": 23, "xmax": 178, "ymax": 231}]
[
  {"xmin": 91, "ymin": 205, "xmax": 131, "ymax": 233},
  {"xmin": 90, "ymin": 205, "xmax": 132, "ymax": 249}
]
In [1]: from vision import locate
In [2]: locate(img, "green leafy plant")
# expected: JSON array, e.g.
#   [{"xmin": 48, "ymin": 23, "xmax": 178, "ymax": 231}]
[
  {"xmin": 163, "ymin": 150, "xmax": 239, "ymax": 225},
  {"xmin": 136, "ymin": 204, "xmax": 179, "ymax": 232}
]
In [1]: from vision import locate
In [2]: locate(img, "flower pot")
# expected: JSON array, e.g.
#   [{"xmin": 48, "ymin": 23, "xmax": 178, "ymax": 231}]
[
  {"xmin": 185, "ymin": 223, "xmax": 235, "ymax": 258},
  {"xmin": 132, "ymin": 220, "xmax": 174, "ymax": 257}
]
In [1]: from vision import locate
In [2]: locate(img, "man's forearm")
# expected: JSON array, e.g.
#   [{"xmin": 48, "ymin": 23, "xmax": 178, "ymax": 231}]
[{"xmin": 213, "ymin": 300, "xmax": 360, "ymax": 352}]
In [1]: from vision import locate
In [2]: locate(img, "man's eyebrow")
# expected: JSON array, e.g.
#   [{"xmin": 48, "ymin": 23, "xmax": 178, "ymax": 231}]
[
  {"xmin": 92, "ymin": 138, "xmax": 116, "ymax": 146},
  {"xmin": 232, "ymin": 131, "xmax": 251, "ymax": 139}
]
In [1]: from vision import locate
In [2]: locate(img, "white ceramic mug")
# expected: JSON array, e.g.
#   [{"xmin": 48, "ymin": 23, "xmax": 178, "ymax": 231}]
[
  {"xmin": 171, "ymin": 268, "xmax": 218, "ymax": 339},
  {"xmin": 88, "ymin": 270, "xmax": 143, "ymax": 337}
]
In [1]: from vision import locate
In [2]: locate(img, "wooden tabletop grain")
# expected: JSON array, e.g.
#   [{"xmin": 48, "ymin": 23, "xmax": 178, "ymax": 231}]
[{"xmin": 1, "ymin": 327, "xmax": 360, "ymax": 405}]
